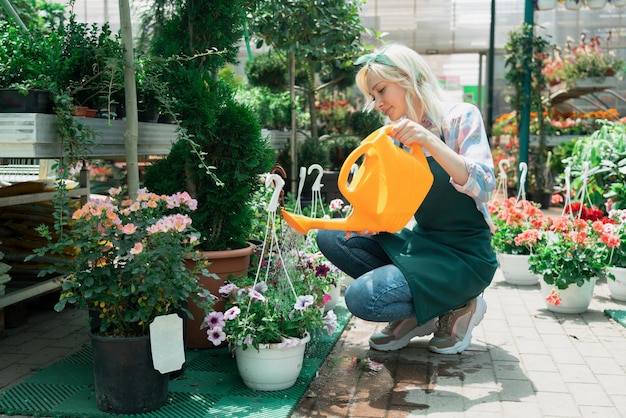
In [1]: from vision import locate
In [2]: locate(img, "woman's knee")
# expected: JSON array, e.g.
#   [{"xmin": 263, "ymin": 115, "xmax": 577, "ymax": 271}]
[
  {"xmin": 315, "ymin": 229, "xmax": 341, "ymax": 254},
  {"xmin": 344, "ymin": 277, "xmax": 374, "ymax": 320}
]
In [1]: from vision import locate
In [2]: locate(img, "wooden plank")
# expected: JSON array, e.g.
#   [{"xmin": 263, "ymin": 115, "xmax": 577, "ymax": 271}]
[
  {"xmin": 0, "ymin": 187, "xmax": 89, "ymax": 207},
  {"xmin": 0, "ymin": 277, "xmax": 62, "ymax": 309},
  {"xmin": 0, "ymin": 113, "xmax": 178, "ymax": 158},
  {"xmin": 549, "ymin": 77, "xmax": 618, "ymax": 104}
]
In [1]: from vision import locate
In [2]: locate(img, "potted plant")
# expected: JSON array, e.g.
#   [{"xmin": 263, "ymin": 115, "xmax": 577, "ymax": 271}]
[
  {"xmin": 0, "ymin": 20, "xmax": 59, "ymax": 113},
  {"xmin": 527, "ymin": 208, "xmax": 613, "ymax": 314},
  {"xmin": 488, "ymin": 197, "xmax": 547, "ymax": 285},
  {"xmin": 598, "ymin": 208, "xmax": 626, "ymax": 301},
  {"xmin": 542, "ymin": 34, "xmax": 625, "ymax": 88},
  {"xmin": 27, "ymin": 187, "xmax": 215, "ymax": 413},
  {"xmin": 0, "ymin": 10, "xmax": 124, "ymax": 176},
  {"xmin": 202, "ymin": 232, "xmax": 339, "ymax": 391},
  {"xmin": 562, "ymin": 122, "xmax": 626, "ymax": 211},
  {"xmin": 142, "ymin": 76, "xmax": 276, "ymax": 349},
  {"xmin": 503, "ymin": 23, "xmax": 554, "ymax": 204}
]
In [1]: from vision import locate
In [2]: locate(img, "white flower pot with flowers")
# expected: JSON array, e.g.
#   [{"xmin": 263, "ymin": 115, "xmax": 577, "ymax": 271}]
[
  {"xmin": 489, "ymin": 198, "xmax": 546, "ymax": 285},
  {"xmin": 528, "ymin": 210, "xmax": 613, "ymax": 314},
  {"xmin": 598, "ymin": 209, "xmax": 626, "ymax": 302},
  {"xmin": 202, "ymin": 175, "xmax": 339, "ymax": 391}
]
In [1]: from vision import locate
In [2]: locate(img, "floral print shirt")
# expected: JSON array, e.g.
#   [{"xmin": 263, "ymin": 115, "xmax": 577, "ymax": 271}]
[{"xmin": 422, "ymin": 102, "xmax": 496, "ymax": 230}]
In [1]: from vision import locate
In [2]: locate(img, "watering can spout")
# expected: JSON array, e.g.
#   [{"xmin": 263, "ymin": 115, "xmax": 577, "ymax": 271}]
[
  {"xmin": 282, "ymin": 125, "xmax": 434, "ymax": 234},
  {"xmin": 281, "ymin": 211, "xmax": 357, "ymax": 235}
]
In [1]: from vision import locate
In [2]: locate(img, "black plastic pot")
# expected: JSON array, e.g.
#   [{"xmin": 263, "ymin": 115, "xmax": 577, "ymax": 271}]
[
  {"xmin": 0, "ymin": 89, "xmax": 54, "ymax": 114},
  {"xmin": 90, "ymin": 333, "xmax": 169, "ymax": 414}
]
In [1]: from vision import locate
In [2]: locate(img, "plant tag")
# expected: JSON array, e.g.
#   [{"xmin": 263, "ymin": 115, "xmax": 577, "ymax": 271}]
[{"xmin": 149, "ymin": 313, "xmax": 185, "ymax": 374}]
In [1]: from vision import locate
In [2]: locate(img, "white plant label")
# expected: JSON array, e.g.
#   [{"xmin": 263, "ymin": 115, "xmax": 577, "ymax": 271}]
[{"xmin": 150, "ymin": 313, "xmax": 185, "ymax": 374}]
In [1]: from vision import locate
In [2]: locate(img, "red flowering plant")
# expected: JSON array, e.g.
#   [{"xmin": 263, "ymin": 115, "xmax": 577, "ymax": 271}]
[
  {"xmin": 597, "ymin": 208, "xmax": 626, "ymax": 269},
  {"xmin": 489, "ymin": 197, "xmax": 547, "ymax": 256}
]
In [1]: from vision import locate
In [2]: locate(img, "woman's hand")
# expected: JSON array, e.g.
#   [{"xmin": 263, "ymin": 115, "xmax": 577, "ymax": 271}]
[
  {"xmin": 389, "ymin": 118, "xmax": 437, "ymax": 149},
  {"xmin": 391, "ymin": 118, "xmax": 470, "ymax": 186}
]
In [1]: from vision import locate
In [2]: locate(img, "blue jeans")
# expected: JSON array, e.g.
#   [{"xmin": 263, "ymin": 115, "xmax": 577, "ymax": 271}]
[{"xmin": 316, "ymin": 229, "xmax": 417, "ymax": 323}]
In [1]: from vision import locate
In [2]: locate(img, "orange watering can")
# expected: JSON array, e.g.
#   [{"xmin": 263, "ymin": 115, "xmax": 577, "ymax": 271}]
[{"xmin": 281, "ymin": 125, "xmax": 434, "ymax": 234}]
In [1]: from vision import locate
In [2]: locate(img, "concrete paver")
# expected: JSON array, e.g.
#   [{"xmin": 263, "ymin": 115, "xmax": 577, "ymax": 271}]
[
  {"xmin": 1, "ymin": 265, "xmax": 626, "ymax": 417},
  {"xmin": 293, "ymin": 269, "xmax": 626, "ymax": 417}
]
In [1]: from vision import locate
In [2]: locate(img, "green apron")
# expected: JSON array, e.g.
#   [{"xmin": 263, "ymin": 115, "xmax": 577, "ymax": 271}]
[{"xmin": 374, "ymin": 156, "xmax": 497, "ymax": 325}]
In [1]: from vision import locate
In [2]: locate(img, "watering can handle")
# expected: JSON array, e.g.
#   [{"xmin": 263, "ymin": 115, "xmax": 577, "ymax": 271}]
[{"xmin": 338, "ymin": 126, "xmax": 393, "ymax": 190}]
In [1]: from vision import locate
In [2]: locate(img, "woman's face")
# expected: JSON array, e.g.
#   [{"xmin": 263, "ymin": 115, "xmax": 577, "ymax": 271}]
[{"xmin": 366, "ymin": 72, "xmax": 411, "ymax": 122}]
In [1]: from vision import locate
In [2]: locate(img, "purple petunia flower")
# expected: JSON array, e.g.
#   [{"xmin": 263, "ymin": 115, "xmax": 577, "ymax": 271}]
[
  {"xmin": 253, "ymin": 281, "xmax": 268, "ymax": 293},
  {"xmin": 294, "ymin": 295, "xmax": 315, "ymax": 310},
  {"xmin": 248, "ymin": 289, "xmax": 266, "ymax": 303},
  {"xmin": 243, "ymin": 334, "xmax": 254, "ymax": 348},
  {"xmin": 219, "ymin": 283, "xmax": 238, "ymax": 296},
  {"xmin": 223, "ymin": 306, "xmax": 240, "ymax": 320},
  {"xmin": 323, "ymin": 310, "xmax": 338, "ymax": 335},
  {"xmin": 207, "ymin": 327, "xmax": 226, "ymax": 346},
  {"xmin": 315, "ymin": 263, "xmax": 330, "ymax": 278},
  {"xmin": 203, "ymin": 311, "xmax": 225, "ymax": 329}
]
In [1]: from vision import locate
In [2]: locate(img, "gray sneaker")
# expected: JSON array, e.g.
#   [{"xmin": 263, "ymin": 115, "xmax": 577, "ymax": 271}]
[
  {"xmin": 428, "ymin": 296, "xmax": 486, "ymax": 355},
  {"xmin": 369, "ymin": 317, "xmax": 438, "ymax": 351}
]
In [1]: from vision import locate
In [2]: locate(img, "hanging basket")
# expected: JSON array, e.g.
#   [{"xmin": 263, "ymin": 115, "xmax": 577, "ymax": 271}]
[
  {"xmin": 564, "ymin": 0, "xmax": 583, "ymax": 9},
  {"xmin": 585, "ymin": 0, "xmax": 607, "ymax": 8},
  {"xmin": 540, "ymin": 278, "xmax": 596, "ymax": 314},
  {"xmin": 536, "ymin": 0, "xmax": 557, "ymax": 9},
  {"xmin": 608, "ymin": 267, "xmax": 626, "ymax": 302},
  {"xmin": 235, "ymin": 333, "xmax": 310, "ymax": 391},
  {"xmin": 497, "ymin": 253, "xmax": 539, "ymax": 286}
]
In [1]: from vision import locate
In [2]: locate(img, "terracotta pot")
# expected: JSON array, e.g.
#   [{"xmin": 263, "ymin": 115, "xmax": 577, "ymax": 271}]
[
  {"xmin": 73, "ymin": 105, "xmax": 88, "ymax": 117},
  {"xmin": 185, "ymin": 243, "xmax": 255, "ymax": 349}
]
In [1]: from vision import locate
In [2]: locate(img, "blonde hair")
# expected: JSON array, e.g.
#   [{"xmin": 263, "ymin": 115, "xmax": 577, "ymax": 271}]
[{"xmin": 355, "ymin": 44, "xmax": 451, "ymax": 129}]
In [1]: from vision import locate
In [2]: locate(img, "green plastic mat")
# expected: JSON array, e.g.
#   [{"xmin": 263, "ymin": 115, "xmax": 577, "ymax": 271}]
[
  {"xmin": 0, "ymin": 303, "xmax": 351, "ymax": 418},
  {"xmin": 604, "ymin": 309, "xmax": 626, "ymax": 328}
]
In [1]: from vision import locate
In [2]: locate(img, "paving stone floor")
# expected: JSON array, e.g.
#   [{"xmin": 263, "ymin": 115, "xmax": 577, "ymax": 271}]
[{"xmin": 2, "ymin": 267, "xmax": 626, "ymax": 417}]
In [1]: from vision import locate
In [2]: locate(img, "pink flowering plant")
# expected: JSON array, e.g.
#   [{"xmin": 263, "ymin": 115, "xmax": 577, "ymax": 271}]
[
  {"xmin": 29, "ymin": 187, "xmax": 215, "ymax": 337},
  {"xmin": 204, "ymin": 268, "xmax": 339, "ymax": 351},
  {"xmin": 542, "ymin": 34, "xmax": 625, "ymax": 86},
  {"xmin": 488, "ymin": 197, "xmax": 547, "ymax": 255},
  {"xmin": 328, "ymin": 198, "xmax": 352, "ymax": 218}
]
